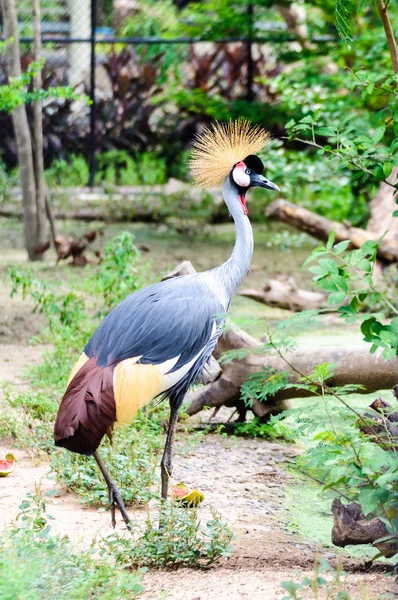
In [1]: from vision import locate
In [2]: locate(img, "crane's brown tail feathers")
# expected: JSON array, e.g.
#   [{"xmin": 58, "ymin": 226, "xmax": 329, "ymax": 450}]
[
  {"xmin": 54, "ymin": 353, "xmax": 171, "ymax": 455},
  {"xmin": 54, "ymin": 356, "xmax": 116, "ymax": 455}
]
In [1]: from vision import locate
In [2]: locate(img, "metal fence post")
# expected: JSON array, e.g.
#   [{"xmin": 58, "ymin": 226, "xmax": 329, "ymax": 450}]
[{"xmin": 88, "ymin": 0, "xmax": 97, "ymax": 187}]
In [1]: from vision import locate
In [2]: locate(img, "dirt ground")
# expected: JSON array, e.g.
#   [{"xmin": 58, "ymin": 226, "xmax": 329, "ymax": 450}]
[{"xmin": 0, "ymin": 276, "xmax": 396, "ymax": 600}]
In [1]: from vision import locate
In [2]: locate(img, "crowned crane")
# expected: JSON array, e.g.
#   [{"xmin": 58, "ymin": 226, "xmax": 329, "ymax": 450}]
[{"xmin": 54, "ymin": 120, "xmax": 280, "ymax": 526}]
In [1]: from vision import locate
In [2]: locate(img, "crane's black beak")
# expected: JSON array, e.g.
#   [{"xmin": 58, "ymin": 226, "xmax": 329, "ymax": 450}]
[{"xmin": 250, "ymin": 172, "xmax": 280, "ymax": 192}]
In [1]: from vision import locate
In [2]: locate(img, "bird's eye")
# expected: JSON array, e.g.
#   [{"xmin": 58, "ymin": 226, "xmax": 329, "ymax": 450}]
[{"xmin": 245, "ymin": 168, "xmax": 252, "ymax": 175}]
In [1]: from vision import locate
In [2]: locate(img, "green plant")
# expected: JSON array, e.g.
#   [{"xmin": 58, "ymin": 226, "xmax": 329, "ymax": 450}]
[
  {"xmin": 298, "ymin": 232, "xmax": 398, "ymax": 522},
  {"xmin": 225, "ymin": 273, "xmax": 398, "ymax": 550},
  {"xmin": 100, "ymin": 502, "xmax": 233, "ymax": 568},
  {"xmin": 0, "ymin": 57, "xmax": 78, "ymax": 114},
  {"xmin": 5, "ymin": 235, "xmax": 236, "ymax": 571},
  {"xmin": 0, "ymin": 491, "xmax": 144, "ymax": 600},
  {"xmin": 93, "ymin": 232, "xmax": 152, "ymax": 313},
  {"xmin": 0, "ymin": 405, "xmax": 19, "ymax": 441},
  {"xmin": 234, "ymin": 415, "xmax": 296, "ymax": 442},
  {"xmin": 95, "ymin": 150, "xmax": 168, "ymax": 186},
  {"xmin": 44, "ymin": 155, "xmax": 90, "ymax": 187},
  {"xmin": 281, "ymin": 557, "xmax": 367, "ymax": 600},
  {"xmin": 253, "ymin": 1, "xmax": 398, "ymax": 553}
]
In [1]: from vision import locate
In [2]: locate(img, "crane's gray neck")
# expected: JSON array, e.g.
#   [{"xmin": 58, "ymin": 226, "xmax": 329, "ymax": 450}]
[{"xmin": 214, "ymin": 176, "xmax": 254, "ymax": 302}]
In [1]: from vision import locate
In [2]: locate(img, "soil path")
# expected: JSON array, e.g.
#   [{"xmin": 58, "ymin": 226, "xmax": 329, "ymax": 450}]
[{"xmin": 0, "ymin": 285, "xmax": 395, "ymax": 599}]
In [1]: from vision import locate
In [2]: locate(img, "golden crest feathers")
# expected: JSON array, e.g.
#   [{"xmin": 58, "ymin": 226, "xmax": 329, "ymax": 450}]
[{"xmin": 190, "ymin": 119, "xmax": 270, "ymax": 187}]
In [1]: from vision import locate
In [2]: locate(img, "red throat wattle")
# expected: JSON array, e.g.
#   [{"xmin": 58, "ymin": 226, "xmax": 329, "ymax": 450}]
[{"xmin": 239, "ymin": 194, "xmax": 248, "ymax": 215}]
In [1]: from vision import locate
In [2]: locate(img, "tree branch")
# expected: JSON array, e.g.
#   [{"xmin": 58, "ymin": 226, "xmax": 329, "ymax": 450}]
[{"xmin": 377, "ymin": 0, "xmax": 398, "ymax": 74}]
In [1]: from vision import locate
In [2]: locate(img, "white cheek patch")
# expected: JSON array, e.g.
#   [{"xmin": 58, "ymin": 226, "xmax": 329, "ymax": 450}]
[{"xmin": 232, "ymin": 165, "xmax": 250, "ymax": 188}]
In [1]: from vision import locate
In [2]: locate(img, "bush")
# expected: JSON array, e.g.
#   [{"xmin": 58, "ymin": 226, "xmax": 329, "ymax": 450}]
[{"xmin": 100, "ymin": 502, "xmax": 233, "ymax": 568}]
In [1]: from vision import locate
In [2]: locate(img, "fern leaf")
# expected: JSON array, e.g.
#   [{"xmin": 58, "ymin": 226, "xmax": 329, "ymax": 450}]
[{"xmin": 335, "ymin": 0, "xmax": 355, "ymax": 45}]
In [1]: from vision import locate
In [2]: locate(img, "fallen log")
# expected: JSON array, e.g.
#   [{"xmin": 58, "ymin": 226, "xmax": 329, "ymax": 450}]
[
  {"xmin": 1, "ymin": 180, "xmax": 224, "ymax": 223},
  {"xmin": 331, "ymin": 498, "xmax": 397, "ymax": 558},
  {"xmin": 185, "ymin": 344, "xmax": 398, "ymax": 417},
  {"xmin": 266, "ymin": 199, "xmax": 398, "ymax": 263},
  {"xmin": 239, "ymin": 277, "xmax": 326, "ymax": 311}
]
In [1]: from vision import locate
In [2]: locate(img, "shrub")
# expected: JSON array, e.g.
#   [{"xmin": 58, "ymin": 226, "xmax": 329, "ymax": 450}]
[{"xmin": 100, "ymin": 502, "xmax": 233, "ymax": 568}]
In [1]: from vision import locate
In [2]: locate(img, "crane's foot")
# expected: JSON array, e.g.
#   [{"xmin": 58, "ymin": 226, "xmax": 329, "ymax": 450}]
[
  {"xmin": 107, "ymin": 481, "xmax": 131, "ymax": 529},
  {"xmin": 93, "ymin": 450, "xmax": 131, "ymax": 528}
]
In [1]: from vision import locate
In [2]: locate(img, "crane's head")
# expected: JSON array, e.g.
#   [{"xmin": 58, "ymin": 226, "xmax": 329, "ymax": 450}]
[
  {"xmin": 230, "ymin": 154, "xmax": 279, "ymax": 215},
  {"xmin": 190, "ymin": 119, "xmax": 279, "ymax": 215}
]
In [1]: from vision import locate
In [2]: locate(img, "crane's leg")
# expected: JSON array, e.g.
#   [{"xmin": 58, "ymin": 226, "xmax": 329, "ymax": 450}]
[
  {"xmin": 160, "ymin": 407, "xmax": 179, "ymax": 500},
  {"xmin": 93, "ymin": 450, "xmax": 130, "ymax": 528}
]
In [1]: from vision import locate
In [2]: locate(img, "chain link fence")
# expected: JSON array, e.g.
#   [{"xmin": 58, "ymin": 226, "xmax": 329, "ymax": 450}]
[{"xmin": 0, "ymin": 1, "xmax": 332, "ymax": 186}]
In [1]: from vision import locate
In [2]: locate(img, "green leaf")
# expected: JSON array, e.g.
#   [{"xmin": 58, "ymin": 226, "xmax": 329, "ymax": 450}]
[
  {"xmin": 330, "ymin": 274, "xmax": 348, "ymax": 292},
  {"xmin": 373, "ymin": 165, "xmax": 385, "ymax": 181},
  {"xmin": 302, "ymin": 247, "xmax": 328, "ymax": 268},
  {"xmin": 372, "ymin": 126, "xmax": 385, "ymax": 144},
  {"xmin": 382, "ymin": 347, "xmax": 396, "ymax": 360},
  {"xmin": 316, "ymin": 126, "xmax": 337, "ymax": 137},
  {"xmin": 335, "ymin": 0, "xmax": 354, "ymax": 45},
  {"xmin": 318, "ymin": 258, "xmax": 339, "ymax": 274},
  {"xmin": 281, "ymin": 581, "xmax": 303, "ymax": 594},
  {"xmin": 375, "ymin": 487, "xmax": 390, "ymax": 504},
  {"xmin": 328, "ymin": 291, "xmax": 346, "ymax": 304},
  {"xmin": 333, "ymin": 240, "xmax": 350, "ymax": 254},
  {"xmin": 361, "ymin": 317, "xmax": 376, "ymax": 338},
  {"xmin": 357, "ymin": 258, "xmax": 372, "ymax": 272},
  {"xmin": 383, "ymin": 162, "xmax": 393, "ymax": 178},
  {"xmin": 326, "ymin": 230, "xmax": 336, "ymax": 249},
  {"xmin": 359, "ymin": 488, "xmax": 378, "ymax": 515}
]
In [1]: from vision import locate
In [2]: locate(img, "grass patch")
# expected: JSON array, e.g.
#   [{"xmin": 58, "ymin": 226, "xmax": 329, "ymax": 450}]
[{"xmin": 0, "ymin": 492, "xmax": 144, "ymax": 600}]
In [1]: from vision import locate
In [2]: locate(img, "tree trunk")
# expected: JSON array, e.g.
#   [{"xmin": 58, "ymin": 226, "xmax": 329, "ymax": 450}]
[
  {"xmin": 275, "ymin": 3, "xmax": 312, "ymax": 50},
  {"xmin": 367, "ymin": 166, "xmax": 398, "ymax": 242},
  {"xmin": 239, "ymin": 278, "xmax": 326, "ymax": 311},
  {"xmin": 266, "ymin": 199, "xmax": 398, "ymax": 263},
  {"xmin": 32, "ymin": 0, "xmax": 48, "ymax": 247},
  {"xmin": 1, "ymin": 0, "xmax": 45, "ymax": 260}
]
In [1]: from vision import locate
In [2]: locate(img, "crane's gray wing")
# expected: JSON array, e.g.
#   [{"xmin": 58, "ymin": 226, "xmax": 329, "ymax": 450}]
[
  {"xmin": 55, "ymin": 276, "xmax": 225, "ymax": 455},
  {"xmin": 84, "ymin": 275, "xmax": 225, "ymax": 372}
]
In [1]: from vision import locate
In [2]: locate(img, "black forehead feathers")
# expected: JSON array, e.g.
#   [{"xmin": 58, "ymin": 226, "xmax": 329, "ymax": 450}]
[{"xmin": 243, "ymin": 154, "xmax": 264, "ymax": 174}]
